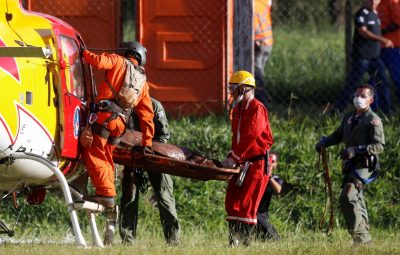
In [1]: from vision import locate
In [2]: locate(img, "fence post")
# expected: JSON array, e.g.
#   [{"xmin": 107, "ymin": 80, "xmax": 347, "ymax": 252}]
[
  {"xmin": 328, "ymin": 0, "xmax": 338, "ymax": 24},
  {"xmin": 345, "ymin": 0, "xmax": 352, "ymax": 77},
  {"xmin": 233, "ymin": 0, "xmax": 254, "ymax": 73}
]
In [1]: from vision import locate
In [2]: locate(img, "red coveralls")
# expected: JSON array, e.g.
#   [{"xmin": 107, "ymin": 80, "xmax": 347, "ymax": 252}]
[
  {"xmin": 82, "ymin": 50, "xmax": 154, "ymax": 197},
  {"xmin": 225, "ymin": 96, "xmax": 274, "ymax": 224}
]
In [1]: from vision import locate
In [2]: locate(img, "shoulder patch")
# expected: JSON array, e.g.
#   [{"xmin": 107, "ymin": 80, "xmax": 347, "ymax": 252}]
[
  {"xmin": 371, "ymin": 118, "xmax": 381, "ymax": 127},
  {"xmin": 347, "ymin": 116, "xmax": 353, "ymax": 124},
  {"xmin": 362, "ymin": 9, "xmax": 369, "ymax": 15},
  {"xmin": 157, "ymin": 110, "xmax": 166, "ymax": 119}
]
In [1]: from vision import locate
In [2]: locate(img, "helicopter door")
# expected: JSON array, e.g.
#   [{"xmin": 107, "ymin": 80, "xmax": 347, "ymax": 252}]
[{"xmin": 59, "ymin": 36, "xmax": 86, "ymax": 158}]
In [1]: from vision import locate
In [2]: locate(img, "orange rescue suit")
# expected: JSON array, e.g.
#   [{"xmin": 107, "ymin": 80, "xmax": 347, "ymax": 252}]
[
  {"xmin": 378, "ymin": 0, "xmax": 400, "ymax": 47},
  {"xmin": 254, "ymin": 0, "xmax": 273, "ymax": 46},
  {"xmin": 82, "ymin": 50, "xmax": 154, "ymax": 197}
]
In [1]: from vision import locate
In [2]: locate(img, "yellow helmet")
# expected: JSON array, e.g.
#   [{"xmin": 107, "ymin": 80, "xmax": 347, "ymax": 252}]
[{"xmin": 228, "ymin": 70, "xmax": 256, "ymax": 87}]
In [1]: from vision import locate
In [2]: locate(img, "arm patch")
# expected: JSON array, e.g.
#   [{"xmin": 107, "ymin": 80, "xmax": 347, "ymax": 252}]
[{"xmin": 371, "ymin": 118, "xmax": 381, "ymax": 127}]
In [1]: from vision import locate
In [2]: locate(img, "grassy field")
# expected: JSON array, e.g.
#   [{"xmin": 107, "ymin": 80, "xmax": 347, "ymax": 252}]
[
  {"xmin": 1, "ymin": 114, "xmax": 399, "ymax": 254},
  {"xmin": 1, "ymin": 228, "xmax": 399, "ymax": 254},
  {"xmin": 259, "ymin": 24, "xmax": 347, "ymax": 116},
  {"xmin": 1, "ymin": 20, "xmax": 399, "ymax": 253}
]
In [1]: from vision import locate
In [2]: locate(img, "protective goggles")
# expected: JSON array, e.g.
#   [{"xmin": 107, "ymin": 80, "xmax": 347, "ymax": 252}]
[
  {"xmin": 228, "ymin": 78, "xmax": 255, "ymax": 94},
  {"xmin": 227, "ymin": 84, "xmax": 240, "ymax": 93}
]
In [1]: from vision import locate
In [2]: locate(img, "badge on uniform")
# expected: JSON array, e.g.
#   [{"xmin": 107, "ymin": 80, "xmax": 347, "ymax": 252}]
[
  {"xmin": 371, "ymin": 118, "xmax": 381, "ymax": 127},
  {"xmin": 347, "ymin": 116, "xmax": 353, "ymax": 124}
]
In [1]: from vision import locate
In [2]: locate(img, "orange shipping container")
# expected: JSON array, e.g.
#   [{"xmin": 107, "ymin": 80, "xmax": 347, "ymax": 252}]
[
  {"xmin": 27, "ymin": 0, "xmax": 122, "ymax": 87},
  {"xmin": 27, "ymin": 0, "xmax": 234, "ymax": 116},
  {"xmin": 137, "ymin": 0, "xmax": 233, "ymax": 116}
]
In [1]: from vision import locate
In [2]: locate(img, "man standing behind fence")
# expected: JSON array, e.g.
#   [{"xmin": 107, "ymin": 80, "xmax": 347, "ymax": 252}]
[
  {"xmin": 333, "ymin": 0, "xmax": 393, "ymax": 114},
  {"xmin": 254, "ymin": 0, "xmax": 273, "ymax": 108},
  {"xmin": 378, "ymin": 0, "xmax": 400, "ymax": 108}
]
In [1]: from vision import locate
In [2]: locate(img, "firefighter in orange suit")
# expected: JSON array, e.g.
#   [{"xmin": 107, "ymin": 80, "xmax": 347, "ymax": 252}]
[
  {"xmin": 80, "ymin": 42, "xmax": 154, "ymax": 245},
  {"xmin": 254, "ymin": 0, "xmax": 274, "ymax": 108},
  {"xmin": 83, "ymin": 43, "xmax": 154, "ymax": 206},
  {"xmin": 222, "ymin": 70, "xmax": 274, "ymax": 247}
]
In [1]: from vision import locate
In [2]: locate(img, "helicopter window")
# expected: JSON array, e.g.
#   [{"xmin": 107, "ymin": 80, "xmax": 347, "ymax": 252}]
[
  {"xmin": 26, "ymin": 91, "xmax": 32, "ymax": 105},
  {"xmin": 60, "ymin": 36, "xmax": 85, "ymax": 99}
]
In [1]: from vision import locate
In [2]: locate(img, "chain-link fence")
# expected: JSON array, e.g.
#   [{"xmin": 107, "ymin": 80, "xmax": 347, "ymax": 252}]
[
  {"xmin": 265, "ymin": 0, "xmax": 400, "ymax": 116},
  {"xmin": 26, "ymin": 0, "xmax": 400, "ymax": 116}
]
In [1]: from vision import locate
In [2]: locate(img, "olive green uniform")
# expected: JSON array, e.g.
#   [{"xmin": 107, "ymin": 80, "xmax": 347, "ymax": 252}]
[
  {"xmin": 119, "ymin": 98, "xmax": 180, "ymax": 244},
  {"xmin": 324, "ymin": 108, "xmax": 384, "ymax": 244}
]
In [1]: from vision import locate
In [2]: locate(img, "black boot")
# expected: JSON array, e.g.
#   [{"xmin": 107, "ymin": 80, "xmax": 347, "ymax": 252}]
[
  {"xmin": 240, "ymin": 223, "xmax": 255, "ymax": 247},
  {"xmin": 228, "ymin": 221, "xmax": 240, "ymax": 247}
]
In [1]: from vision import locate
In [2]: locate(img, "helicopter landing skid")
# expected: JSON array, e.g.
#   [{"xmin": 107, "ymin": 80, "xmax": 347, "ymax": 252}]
[{"xmin": 0, "ymin": 219, "xmax": 14, "ymax": 237}]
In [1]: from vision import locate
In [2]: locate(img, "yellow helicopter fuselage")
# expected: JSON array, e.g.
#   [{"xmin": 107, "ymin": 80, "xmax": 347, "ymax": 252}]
[{"xmin": 0, "ymin": 0, "xmax": 89, "ymax": 192}]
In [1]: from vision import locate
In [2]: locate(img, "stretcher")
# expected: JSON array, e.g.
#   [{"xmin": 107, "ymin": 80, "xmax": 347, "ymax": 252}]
[{"xmin": 113, "ymin": 130, "xmax": 239, "ymax": 181}]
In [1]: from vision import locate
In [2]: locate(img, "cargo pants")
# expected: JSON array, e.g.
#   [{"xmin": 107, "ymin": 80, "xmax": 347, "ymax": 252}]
[
  {"xmin": 339, "ymin": 167, "xmax": 373, "ymax": 244},
  {"xmin": 119, "ymin": 168, "xmax": 180, "ymax": 244}
]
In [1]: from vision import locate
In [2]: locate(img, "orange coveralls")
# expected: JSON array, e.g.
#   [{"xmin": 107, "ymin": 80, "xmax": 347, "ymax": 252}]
[
  {"xmin": 254, "ymin": 0, "xmax": 273, "ymax": 46},
  {"xmin": 377, "ymin": 0, "xmax": 400, "ymax": 47},
  {"xmin": 82, "ymin": 50, "xmax": 154, "ymax": 197}
]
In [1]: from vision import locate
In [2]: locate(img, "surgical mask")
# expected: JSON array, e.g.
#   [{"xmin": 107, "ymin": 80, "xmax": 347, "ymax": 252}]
[
  {"xmin": 353, "ymin": 96, "xmax": 369, "ymax": 110},
  {"xmin": 232, "ymin": 94, "xmax": 244, "ymax": 108}
]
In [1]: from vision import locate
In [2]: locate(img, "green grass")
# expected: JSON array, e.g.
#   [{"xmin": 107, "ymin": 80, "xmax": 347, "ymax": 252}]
[
  {"xmin": 1, "ymin": 228, "xmax": 399, "ymax": 254},
  {"xmin": 1, "ymin": 114, "xmax": 399, "ymax": 244},
  {"xmin": 265, "ymin": 25, "xmax": 347, "ymax": 113}
]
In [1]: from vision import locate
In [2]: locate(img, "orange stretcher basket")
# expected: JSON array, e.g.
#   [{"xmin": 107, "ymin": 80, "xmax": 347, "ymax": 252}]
[{"xmin": 113, "ymin": 130, "xmax": 239, "ymax": 181}]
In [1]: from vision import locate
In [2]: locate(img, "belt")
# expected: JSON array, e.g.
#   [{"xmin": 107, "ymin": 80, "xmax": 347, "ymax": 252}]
[{"xmin": 247, "ymin": 151, "xmax": 270, "ymax": 175}]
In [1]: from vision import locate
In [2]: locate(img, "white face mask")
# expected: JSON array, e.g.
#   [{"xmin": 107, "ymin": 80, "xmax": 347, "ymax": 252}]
[
  {"xmin": 232, "ymin": 94, "xmax": 244, "ymax": 108},
  {"xmin": 353, "ymin": 96, "xmax": 369, "ymax": 110}
]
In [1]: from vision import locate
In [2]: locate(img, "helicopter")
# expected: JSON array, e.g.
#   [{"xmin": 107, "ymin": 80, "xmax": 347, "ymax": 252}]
[
  {"xmin": 0, "ymin": 0, "xmax": 240, "ymax": 248},
  {"xmin": 0, "ymin": 0, "xmax": 99, "ymax": 247}
]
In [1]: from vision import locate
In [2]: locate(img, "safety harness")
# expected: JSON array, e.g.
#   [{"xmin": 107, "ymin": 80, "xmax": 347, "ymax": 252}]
[
  {"xmin": 91, "ymin": 99, "xmax": 132, "ymax": 145},
  {"xmin": 89, "ymin": 59, "xmax": 143, "ymax": 145}
]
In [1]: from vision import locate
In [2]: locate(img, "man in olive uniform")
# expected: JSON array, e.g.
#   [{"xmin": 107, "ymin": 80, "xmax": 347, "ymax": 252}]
[
  {"xmin": 119, "ymin": 98, "xmax": 180, "ymax": 245},
  {"xmin": 316, "ymin": 84, "xmax": 384, "ymax": 245}
]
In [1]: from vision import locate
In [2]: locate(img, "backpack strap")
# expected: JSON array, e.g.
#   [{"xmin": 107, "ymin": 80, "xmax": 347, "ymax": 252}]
[
  {"xmin": 104, "ymin": 60, "xmax": 129, "ymax": 98},
  {"xmin": 105, "ymin": 76, "xmax": 118, "ymax": 98}
]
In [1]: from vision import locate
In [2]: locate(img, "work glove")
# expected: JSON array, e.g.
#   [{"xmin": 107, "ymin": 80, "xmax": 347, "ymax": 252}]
[
  {"xmin": 315, "ymin": 136, "xmax": 328, "ymax": 153},
  {"xmin": 134, "ymin": 168, "xmax": 149, "ymax": 194},
  {"xmin": 222, "ymin": 157, "xmax": 237, "ymax": 169},
  {"xmin": 340, "ymin": 145, "xmax": 367, "ymax": 160}
]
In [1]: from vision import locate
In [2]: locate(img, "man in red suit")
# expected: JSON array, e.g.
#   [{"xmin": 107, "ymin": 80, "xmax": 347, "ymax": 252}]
[{"xmin": 223, "ymin": 70, "xmax": 274, "ymax": 247}]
